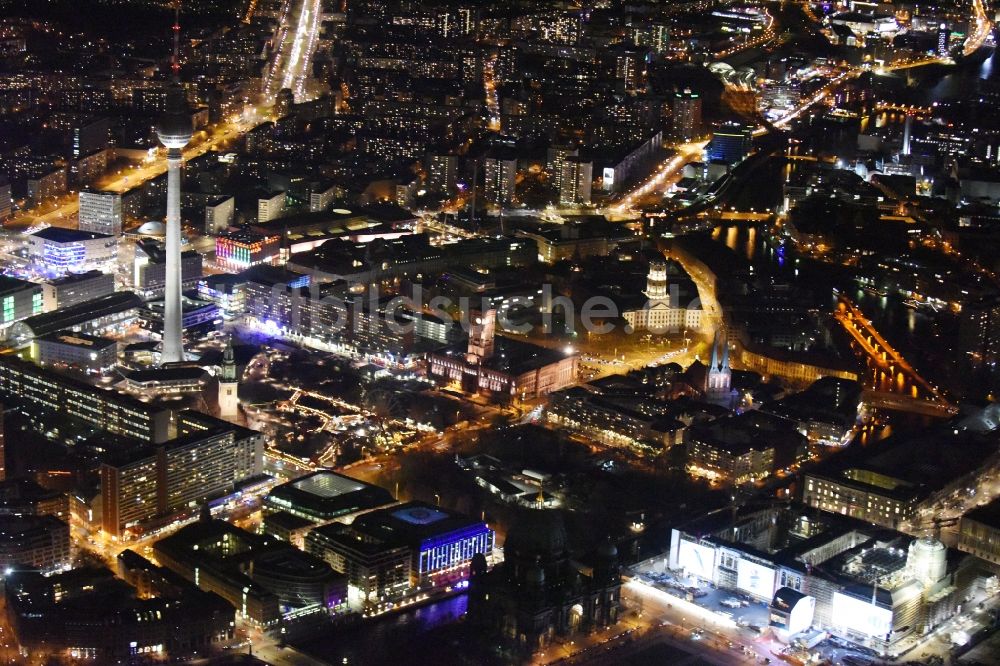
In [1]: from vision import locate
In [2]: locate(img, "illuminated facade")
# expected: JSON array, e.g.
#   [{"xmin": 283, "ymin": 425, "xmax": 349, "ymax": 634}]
[
  {"xmin": 666, "ymin": 504, "xmax": 975, "ymax": 655},
  {"xmin": 101, "ymin": 423, "xmax": 264, "ymax": 539},
  {"xmin": 427, "ymin": 309, "xmax": 578, "ymax": 401},
  {"xmin": 332, "ymin": 502, "xmax": 496, "ymax": 592},
  {"xmin": 0, "ymin": 276, "xmax": 42, "ymax": 333},
  {"xmin": 25, "ymin": 227, "xmax": 116, "ymax": 276},
  {"xmin": 0, "ymin": 354, "xmax": 171, "ymax": 443},
  {"xmin": 216, "ymin": 231, "xmax": 281, "ymax": 270},
  {"xmin": 623, "ymin": 262, "xmax": 703, "ymax": 333}
]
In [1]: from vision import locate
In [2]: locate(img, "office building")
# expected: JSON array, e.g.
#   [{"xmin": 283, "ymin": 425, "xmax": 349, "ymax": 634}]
[
  {"xmin": 707, "ymin": 121, "xmax": 752, "ymax": 164},
  {"xmin": 24, "ymin": 227, "xmax": 117, "ymax": 276},
  {"xmin": 672, "ymin": 89, "xmax": 702, "ymax": 141},
  {"xmin": 40, "ymin": 270, "xmax": 115, "ymax": 311},
  {"xmin": 215, "ymin": 229, "xmax": 281, "ymax": 269},
  {"xmin": 154, "ymin": 517, "xmax": 347, "ymax": 626},
  {"xmin": 305, "ymin": 522, "xmax": 413, "ymax": 610},
  {"xmin": 31, "ymin": 331, "xmax": 118, "ymax": 373},
  {"xmin": 78, "ymin": 189, "xmax": 124, "ymax": 236},
  {"xmin": 803, "ymin": 425, "xmax": 1000, "ymax": 529},
  {"xmin": 133, "ymin": 239, "xmax": 203, "ymax": 296},
  {"xmin": 0, "ymin": 354, "xmax": 171, "ymax": 443},
  {"xmin": 0, "ymin": 277, "xmax": 43, "ymax": 332}
]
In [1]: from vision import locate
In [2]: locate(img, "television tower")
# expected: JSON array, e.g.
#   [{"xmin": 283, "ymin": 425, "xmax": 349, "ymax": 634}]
[{"xmin": 156, "ymin": 2, "xmax": 191, "ymax": 364}]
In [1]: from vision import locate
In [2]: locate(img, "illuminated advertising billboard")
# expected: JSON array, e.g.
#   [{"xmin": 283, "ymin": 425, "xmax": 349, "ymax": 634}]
[
  {"xmin": 602, "ymin": 167, "xmax": 615, "ymax": 190},
  {"xmin": 737, "ymin": 559, "xmax": 776, "ymax": 598},
  {"xmin": 832, "ymin": 591, "xmax": 892, "ymax": 638},
  {"xmin": 678, "ymin": 540, "xmax": 716, "ymax": 580}
]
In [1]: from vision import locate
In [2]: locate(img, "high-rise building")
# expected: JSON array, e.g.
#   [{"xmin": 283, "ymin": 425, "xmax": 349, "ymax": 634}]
[
  {"xmin": 78, "ymin": 189, "xmax": 123, "ymax": 236},
  {"xmin": 101, "ymin": 420, "xmax": 264, "ymax": 539},
  {"xmin": 0, "ymin": 354, "xmax": 172, "ymax": 443},
  {"xmin": 155, "ymin": 84, "xmax": 193, "ymax": 364},
  {"xmin": 559, "ymin": 157, "xmax": 593, "ymax": 205},
  {"xmin": 427, "ymin": 154, "xmax": 458, "ymax": 193},
  {"xmin": 0, "ymin": 177, "xmax": 10, "ymax": 221},
  {"xmin": 672, "ymin": 89, "xmax": 702, "ymax": 141},
  {"xmin": 937, "ymin": 24, "xmax": 950, "ymax": 56},
  {"xmin": 257, "ymin": 190, "xmax": 286, "ymax": 223},
  {"xmin": 0, "ymin": 405, "xmax": 5, "ymax": 482},
  {"xmin": 483, "ymin": 156, "xmax": 516, "ymax": 205},
  {"xmin": 547, "ymin": 144, "xmax": 579, "ymax": 193}
]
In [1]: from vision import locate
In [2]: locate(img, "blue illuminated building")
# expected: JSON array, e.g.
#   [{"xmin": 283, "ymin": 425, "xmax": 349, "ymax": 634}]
[
  {"xmin": 307, "ymin": 502, "xmax": 496, "ymax": 602},
  {"xmin": 25, "ymin": 228, "xmax": 116, "ymax": 276},
  {"xmin": 707, "ymin": 121, "xmax": 752, "ymax": 164}
]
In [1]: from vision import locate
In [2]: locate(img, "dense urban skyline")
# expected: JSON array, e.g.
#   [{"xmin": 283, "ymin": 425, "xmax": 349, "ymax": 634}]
[{"xmin": 0, "ymin": 0, "xmax": 999, "ymax": 664}]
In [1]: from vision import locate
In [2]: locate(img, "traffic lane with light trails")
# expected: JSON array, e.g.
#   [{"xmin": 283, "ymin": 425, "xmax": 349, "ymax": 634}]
[{"xmin": 607, "ymin": 140, "xmax": 709, "ymax": 215}]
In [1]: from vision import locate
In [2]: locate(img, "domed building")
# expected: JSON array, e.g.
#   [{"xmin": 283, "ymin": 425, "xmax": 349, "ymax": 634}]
[{"xmin": 467, "ymin": 509, "xmax": 621, "ymax": 655}]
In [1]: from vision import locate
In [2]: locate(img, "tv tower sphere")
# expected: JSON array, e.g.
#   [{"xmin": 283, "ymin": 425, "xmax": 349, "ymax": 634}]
[{"xmin": 157, "ymin": 85, "xmax": 193, "ymax": 149}]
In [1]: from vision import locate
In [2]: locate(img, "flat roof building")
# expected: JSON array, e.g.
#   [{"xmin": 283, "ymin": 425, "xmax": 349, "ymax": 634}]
[
  {"xmin": 666, "ymin": 502, "xmax": 978, "ymax": 656},
  {"xmin": 40, "ymin": 270, "xmax": 115, "ymax": 312},
  {"xmin": 24, "ymin": 227, "xmax": 116, "ymax": 276},
  {"xmin": 264, "ymin": 470, "xmax": 396, "ymax": 524},
  {"xmin": 154, "ymin": 517, "xmax": 346, "ymax": 626},
  {"xmin": 8, "ymin": 291, "xmax": 142, "ymax": 348},
  {"xmin": 803, "ymin": 425, "xmax": 1000, "ymax": 530},
  {"xmin": 31, "ymin": 330, "xmax": 117, "ymax": 373},
  {"xmin": 0, "ymin": 354, "xmax": 172, "ymax": 443}
]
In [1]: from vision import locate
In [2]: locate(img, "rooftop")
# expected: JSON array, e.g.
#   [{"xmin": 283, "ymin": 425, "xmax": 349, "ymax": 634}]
[
  {"xmin": 292, "ymin": 472, "xmax": 365, "ymax": 499},
  {"xmin": 35, "ymin": 330, "xmax": 117, "ymax": 350},
  {"xmin": 265, "ymin": 470, "xmax": 395, "ymax": 521},
  {"xmin": 15, "ymin": 291, "xmax": 142, "ymax": 339},
  {"xmin": 29, "ymin": 227, "xmax": 112, "ymax": 243}
]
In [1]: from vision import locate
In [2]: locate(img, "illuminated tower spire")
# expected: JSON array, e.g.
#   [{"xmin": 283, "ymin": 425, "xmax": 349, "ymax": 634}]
[
  {"xmin": 157, "ymin": 1, "xmax": 191, "ymax": 364},
  {"xmin": 218, "ymin": 337, "xmax": 239, "ymax": 418}
]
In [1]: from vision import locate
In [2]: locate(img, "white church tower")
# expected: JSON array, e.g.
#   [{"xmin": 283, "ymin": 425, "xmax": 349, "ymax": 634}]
[{"xmin": 218, "ymin": 338, "xmax": 239, "ymax": 419}]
